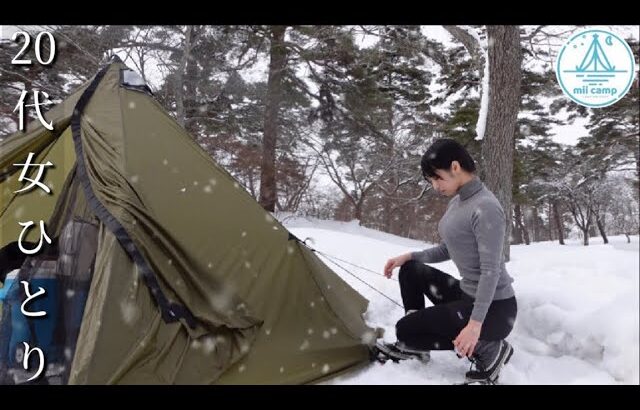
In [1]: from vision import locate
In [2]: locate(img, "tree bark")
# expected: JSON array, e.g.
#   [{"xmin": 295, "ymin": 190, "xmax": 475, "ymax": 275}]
[
  {"xmin": 552, "ymin": 201, "xmax": 565, "ymax": 245},
  {"xmin": 175, "ymin": 26, "xmax": 193, "ymax": 127},
  {"xmin": 547, "ymin": 201, "xmax": 554, "ymax": 241},
  {"xmin": 513, "ymin": 203, "xmax": 526, "ymax": 244},
  {"xmin": 259, "ymin": 26, "xmax": 287, "ymax": 212},
  {"xmin": 595, "ymin": 214, "xmax": 609, "ymax": 244},
  {"xmin": 482, "ymin": 26, "xmax": 522, "ymax": 262},
  {"xmin": 532, "ymin": 206, "xmax": 539, "ymax": 242},
  {"xmin": 355, "ymin": 198, "xmax": 364, "ymax": 222},
  {"xmin": 582, "ymin": 228, "xmax": 590, "ymax": 246}
]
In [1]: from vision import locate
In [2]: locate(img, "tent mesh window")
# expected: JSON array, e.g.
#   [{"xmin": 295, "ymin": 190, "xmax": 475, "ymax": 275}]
[{"xmin": 0, "ymin": 181, "xmax": 98, "ymax": 385}]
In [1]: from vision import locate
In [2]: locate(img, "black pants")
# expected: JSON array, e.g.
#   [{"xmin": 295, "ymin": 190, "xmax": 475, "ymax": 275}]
[{"xmin": 395, "ymin": 260, "xmax": 517, "ymax": 351}]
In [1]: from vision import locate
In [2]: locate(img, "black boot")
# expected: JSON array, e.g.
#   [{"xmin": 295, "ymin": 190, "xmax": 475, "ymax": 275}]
[
  {"xmin": 464, "ymin": 339, "xmax": 513, "ymax": 384},
  {"xmin": 373, "ymin": 340, "xmax": 431, "ymax": 364}
]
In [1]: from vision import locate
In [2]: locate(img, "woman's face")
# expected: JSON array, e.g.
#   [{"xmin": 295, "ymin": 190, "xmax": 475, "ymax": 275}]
[
  {"xmin": 426, "ymin": 161, "xmax": 470, "ymax": 197},
  {"xmin": 427, "ymin": 169, "xmax": 459, "ymax": 197}
]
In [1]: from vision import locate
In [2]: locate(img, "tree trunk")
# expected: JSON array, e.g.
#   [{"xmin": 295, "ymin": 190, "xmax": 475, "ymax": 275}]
[
  {"xmin": 532, "ymin": 206, "xmax": 539, "ymax": 242},
  {"xmin": 552, "ymin": 201, "xmax": 565, "ymax": 245},
  {"xmin": 548, "ymin": 201, "xmax": 554, "ymax": 241},
  {"xmin": 512, "ymin": 222, "xmax": 522, "ymax": 245},
  {"xmin": 382, "ymin": 71, "xmax": 396, "ymax": 234},
  {"xmin": 259, "ymin": 26, "xmax": 287, "ymax": 212},
  {"xmin": 354, "ymin": 198, "xmax": 364, "ymax": 222},
  {"xmin": 184, "ymin": 28, "xmax": 200, "ymax": 135},
  {"xmin": 596, "ymin": 214, "xmax": 609, "ymax": 244},
  {"xmin": 582, "ymin": 228, "xmax": 589, "ymax": 246},
  {"xmin": 175, "ymin": 26, "xmax": 193, "ymax": 127},
  {"xmin": 513, "ymin": 203, "xmax": 525, "ymax": 244},
  {"xmin": 481, "ymin": 26, "xmax": 522, "ymax": 262}
]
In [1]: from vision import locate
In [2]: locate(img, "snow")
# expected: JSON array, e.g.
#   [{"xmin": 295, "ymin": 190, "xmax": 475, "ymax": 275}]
[
  {"xmin": 468, "ymin": 28, "xmax": 489, "ymax": 142},
  {"xmin": 283, "ymin": 216, "xmax": 640, "ymax": 385}
]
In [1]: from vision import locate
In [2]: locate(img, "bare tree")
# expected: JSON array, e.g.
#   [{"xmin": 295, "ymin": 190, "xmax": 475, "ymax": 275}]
[{"xmin": 259, "ymin": 25, "xmax": 287, "ymax": 212}]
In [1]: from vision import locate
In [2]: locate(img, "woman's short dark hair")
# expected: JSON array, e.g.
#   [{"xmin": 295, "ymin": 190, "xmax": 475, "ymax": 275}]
[{"xmin": 421, "ymin": 138, "xmax": 476, "ymax": 179}]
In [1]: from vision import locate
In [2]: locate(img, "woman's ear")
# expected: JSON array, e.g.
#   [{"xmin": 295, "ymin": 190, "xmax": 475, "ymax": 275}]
[{"xmin": 451, "ymin": 160, "xmax": 460, "ymax": 173}]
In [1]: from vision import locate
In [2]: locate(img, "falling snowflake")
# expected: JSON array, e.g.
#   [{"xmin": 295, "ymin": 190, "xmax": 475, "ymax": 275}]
[
  {"xmin": 120, "ymin": 299, "xmax": 139, "ymax": 325},
  {"xmin": 128, "ymin": 101, "xmax": 136, "ymax": 109},
  {"xmin": 66, "ymin": 288, "xmax": 75, "ymax": 299},
  {"xmin": 299, "ymin": 340, "xmax": 310, "ymax": 351},
  {"xmin": 64, "ymin": 347, "xmax": 73, "ymax": 361},
  {"xmin": 209, "ymin": 178, "xmax": 217, "ymax": 186},
  {"xmin": 233, "ymin": 182, "xmax": 240, "ymax": 189},
  {"xmin": 307, "ymin": 328, "xmax": 314, "ymax": 335},
  {"xmin": 265, "ymin": 214, "xmax": 274, "ymax": 223},
  {"xmin": 265, "ymin": 328, "xmax": 271, "ymax": 336},
  {"xmin": 240, "ymin": 343, "xmax": 250, "ymax": 354},
  {"xmin": 193, "ymin": 181, "xmax": 199, "ymax": 186},
  {"xmin": 163, "ymin": 159, "xmax": 168, "ymax": 166},
  {"xmin": 209, "ymin": 287, "xmax": 233, "ymax": 312},
  {"xmin": 238, "ymin": 364, "xmax": 246, "ymax": 373},
  {"xmin": 244, "ymin": 261, "xmax": 251, "ymax": 269},
  {"xmin": 14, "ymin": 206, "xmax": 25, "ymax": 219},
  {"xmin": 330, "ymin": 328, "xmax": 337, "ymax": 335},
  {"xmin": 203, "ymin": 336, "xmax": 217, "ymax": 354},
  {"xmin": 130, "ymin": 175, "xmax": 139, "ymax": 184},
  {"xmin": 208, "ymin": 262, "xmax": 213, "ymax": 269},
  {"xmin": 321, "ymin": 364, "xmax": 330, "ymax": 374},
  {"xmin": 287, "ymin": 245, "xmax": 294, "ymax": 255},
  {"xmin": 322, "ymin": 330, "xmax": 330, "ymax": 339},
  {"xmin": 279, "ymin": 366, "xmax": 284, "ymax": 373},
  {"xmin": 203, "ymin": 185, "xmax": 212, "ymax": 194},
  {"xmin": 429, "ymin": 284, "xmax": 443, "ymax": 299},
  {"xmin": 360, "ymin": 330, "xmax": 376, "ymax": 345},
  {"xmin": 179, "ymin": 187, "xmax": 186, "ymax": 193},
  {"xmin": 309, "ymin": 301, "xmax": 315, "ymax": 308},
  {"xmin": 167, "ymin": 259, "xmax": 173, "ymax": 266},
  {"xmin": 311, "ymin": 363, "xmax": 317, "ymax": 368},
  {"xmin": 241, "ymin": 231, "xmax": 247, "ymax": 238}
]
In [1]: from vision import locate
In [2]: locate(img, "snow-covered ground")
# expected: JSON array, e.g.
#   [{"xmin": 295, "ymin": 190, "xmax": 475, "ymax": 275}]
[{"xmin": 283, "ymin": 216, "xmax": 640, "ymax": 385}]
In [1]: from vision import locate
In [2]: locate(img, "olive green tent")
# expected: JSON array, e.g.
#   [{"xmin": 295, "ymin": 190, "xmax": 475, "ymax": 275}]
[{"xmin": 0, "ymin": 58, "xmax": 378, "ymax": 384}]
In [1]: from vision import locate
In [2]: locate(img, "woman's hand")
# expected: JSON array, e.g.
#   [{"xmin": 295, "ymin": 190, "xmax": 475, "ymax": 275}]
[
  {"xmin": 383, "ymin": 253, "xmax": 412, "ymax": 278},
  {"xmin": 453, "ymin": 320, "xmax": 482, "ymax": 357}
]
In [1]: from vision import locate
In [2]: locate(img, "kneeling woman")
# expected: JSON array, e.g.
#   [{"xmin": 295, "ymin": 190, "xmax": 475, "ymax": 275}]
[{"xmin": 381, "ymin": 138, "xmax": 517, "ymax": 384}]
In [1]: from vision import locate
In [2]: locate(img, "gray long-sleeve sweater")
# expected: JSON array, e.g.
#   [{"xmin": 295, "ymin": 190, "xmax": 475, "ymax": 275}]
[{"xmin": 411, "ymin": 176, "xmax": 515, "ymax": 323}]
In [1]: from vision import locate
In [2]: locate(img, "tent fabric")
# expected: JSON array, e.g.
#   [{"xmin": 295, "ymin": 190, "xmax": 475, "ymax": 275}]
[{"xmin": 0, "ymin": 58, "xmax": 378, "ymax": 384}]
